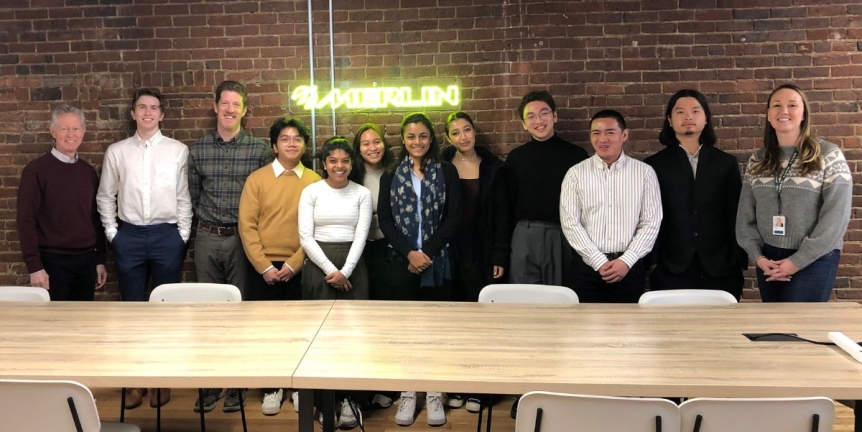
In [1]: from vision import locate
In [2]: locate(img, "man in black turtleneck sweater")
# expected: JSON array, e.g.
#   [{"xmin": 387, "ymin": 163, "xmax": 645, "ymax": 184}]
[{"xmin": 503, "ymin": 90, "xmax": 589, "ymax": 287}]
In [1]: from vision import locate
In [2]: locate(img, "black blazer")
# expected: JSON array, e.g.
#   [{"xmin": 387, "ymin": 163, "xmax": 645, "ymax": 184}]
[
  {"xmin": 644, "ymin": 145, "xmax": 747, "ymax": 277},
  {"xmin": 378, "ymin": 161, "xmax": 461, "ymax": 258}
]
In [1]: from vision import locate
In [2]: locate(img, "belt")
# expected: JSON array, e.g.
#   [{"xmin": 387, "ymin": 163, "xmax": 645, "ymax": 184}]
[
  {"xmin": 198, "ymin": 221, "xmax": 237, "ymax": 236},
  {"xmin": 604, "ymin": 252, "xmax": 625, "ymax": 260}
]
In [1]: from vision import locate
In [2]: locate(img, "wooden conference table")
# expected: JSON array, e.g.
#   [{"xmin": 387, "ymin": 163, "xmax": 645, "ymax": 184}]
[{"xmin": 1, "ymin": 300, "xmax": 862, "ymax": 432}]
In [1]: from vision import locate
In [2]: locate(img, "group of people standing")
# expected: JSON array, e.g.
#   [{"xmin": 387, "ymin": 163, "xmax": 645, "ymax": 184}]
[{"xmin": 15, "ymin": 81, "xmax": 852, "ymax": 428}]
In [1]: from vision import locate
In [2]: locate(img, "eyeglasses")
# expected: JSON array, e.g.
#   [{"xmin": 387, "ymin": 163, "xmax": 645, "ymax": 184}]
[
  {"xmin": 278, "ymin": 136, "xmax": 305, "ymax": 144},
  {"xmin": 525, "ymin": 110, "xmax": 553, "ymax": 122}
]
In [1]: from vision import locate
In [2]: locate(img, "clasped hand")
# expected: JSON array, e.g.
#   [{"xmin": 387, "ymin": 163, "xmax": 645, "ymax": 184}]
[{"xmin": 757, "ymin": 257, "xmax": 797, "ymax": 282}]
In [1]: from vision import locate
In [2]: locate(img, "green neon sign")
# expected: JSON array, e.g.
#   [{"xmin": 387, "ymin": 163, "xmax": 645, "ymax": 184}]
[{"xmin": 291, "ymin": 84, "xmax": 460, "ymax": 110}]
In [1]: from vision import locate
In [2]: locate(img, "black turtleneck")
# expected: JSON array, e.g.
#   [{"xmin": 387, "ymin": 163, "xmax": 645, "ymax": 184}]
[{"xmin": 504, "ymin": 134, "xmax": 589, "ymax": 223}]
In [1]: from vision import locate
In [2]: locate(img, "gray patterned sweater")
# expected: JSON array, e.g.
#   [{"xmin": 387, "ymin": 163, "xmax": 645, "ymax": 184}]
[{"xmin": 736, "ymin": 139, "xmax": 852, "ymax": 270}]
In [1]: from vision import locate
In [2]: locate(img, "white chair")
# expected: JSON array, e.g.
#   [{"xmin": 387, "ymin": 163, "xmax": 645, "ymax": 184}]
[
  {"xmin": 680, "ymin": 397, "xmax": 835, "ymax": 432},
  {"xmin": 639, "ymin": 289, "xmax": 737, "ymax": 306},
  {"xmin": 475, "ymin": 284, "xmax": 578, "ymax": 432},
  {"xmin": 149, "ymin": 283, "xmax": 241, "ymax": 302},
  {"xmin": 0, "ymin": 286, "xmax": 51, "ymax": 302},
  {"xmin": 516, "ymin": 391, "xmax": 681, "ymax": 432},
  {"xmin": 0, "ymin": 379, "xmax": 140, "ymax": 432},
  {"xmin": 140, "ymin": 283, "xmax": 244, "ymax": 432},
  {"xmin": 478, "ymin": 284, "xmax": 579, "ymax": 304}
]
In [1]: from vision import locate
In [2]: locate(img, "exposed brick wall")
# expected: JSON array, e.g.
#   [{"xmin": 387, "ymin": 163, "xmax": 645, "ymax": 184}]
[{"xmin": 1, "ymin": 0, "xmax": 860, "ymax": 301}]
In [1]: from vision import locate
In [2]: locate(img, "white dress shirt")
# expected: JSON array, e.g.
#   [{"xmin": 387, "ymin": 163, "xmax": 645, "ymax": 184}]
[
  {"xmin": 97, "ymin": 130, "xmax": 193, "ymax": 242},
  {"xmin": 560, "ymin": 152, "xmax": 663, "ymax": 271}
]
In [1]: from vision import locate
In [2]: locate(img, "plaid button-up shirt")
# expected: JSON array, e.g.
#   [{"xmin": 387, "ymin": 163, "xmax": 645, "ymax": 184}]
[{"xmin": 188, "ymin": 128, "xmax": 273, "ymax": 225}]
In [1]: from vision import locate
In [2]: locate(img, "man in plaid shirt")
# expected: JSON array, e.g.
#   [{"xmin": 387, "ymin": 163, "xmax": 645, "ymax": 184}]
[{"xmin": 187, "ymin": 80, "xmax": 273, "ymax": 413}]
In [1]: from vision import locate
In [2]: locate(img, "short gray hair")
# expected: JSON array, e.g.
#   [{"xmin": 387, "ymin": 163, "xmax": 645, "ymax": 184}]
[{"xmin": 50, "ymin": 103, "xmax": 86, "ymax": 130}]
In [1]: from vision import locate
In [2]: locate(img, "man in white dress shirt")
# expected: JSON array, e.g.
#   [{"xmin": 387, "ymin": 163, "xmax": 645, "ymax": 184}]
[
  {"xmin": 97, "ymin": 88, "xmax": 192, "ymax": 409},
  {"xmin": 560, "ymin": 109, "xmax": 662, "ymax": 303}
]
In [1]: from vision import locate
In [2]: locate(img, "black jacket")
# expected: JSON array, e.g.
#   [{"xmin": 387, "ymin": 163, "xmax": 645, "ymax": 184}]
[
  {"xmin": 441, "ymin": 145, "xmax": 511, "ymax": 280},
  {"xmin": 378, "ymin": 160, "xmax": 461, "ymax": 259},
  {"xmin": 644, "ymin": 145, "xmax": 747, "ymax": 277}
]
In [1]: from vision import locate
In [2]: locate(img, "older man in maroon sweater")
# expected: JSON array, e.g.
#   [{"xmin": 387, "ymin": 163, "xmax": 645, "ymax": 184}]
[{"xmin": 16, "ymin": 103, "xmax": 106, "ymax": 300}]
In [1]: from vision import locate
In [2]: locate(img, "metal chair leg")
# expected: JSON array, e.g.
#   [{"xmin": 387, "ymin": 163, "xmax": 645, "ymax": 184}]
[
  {"xmin": 120, "ymin": 388, "xmax": 126, "ymax": 423},
  {"xmin": 486, "ymin": 396, "xmax": 493, "ymax": 432},
  {"xmin": 199, "ymin": 388, "xmax": 206, "ymax": 432},
  {"xmin": 156, "ymin": 388, "xmax": 161, "ymax": 432},
  {"xmin": 475, "ymin": 396, "xmax": 484, "ymax": 432},
  {"xmin": 239, "ymin": 389, "xmax": 248, "ymax": 432}
]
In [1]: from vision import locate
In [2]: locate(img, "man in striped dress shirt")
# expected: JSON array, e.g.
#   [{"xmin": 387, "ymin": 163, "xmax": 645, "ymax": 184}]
[{"xmin": 560, "ymin": 110, "xmax": 663, "ymax": 303}]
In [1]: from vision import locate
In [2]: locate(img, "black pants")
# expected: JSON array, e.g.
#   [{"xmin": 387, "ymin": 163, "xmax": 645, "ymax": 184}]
[
  {"xmin": 571, "ymin": 254, "xmax": 644, "ymax": 303},
  {"xmin": 40, "ymin": 250, "xmax": 97, "ymax": 301},
  {"xmin": 649, "ymin": 255, "xmax": 743, "ymax": 300},
  {"xmin": 247, "ymin": 261, "xmax": 302, "ymax": 301},
  {"xmin": 365, "ymin": 241, "xmax": 453, "ymax": 301}
]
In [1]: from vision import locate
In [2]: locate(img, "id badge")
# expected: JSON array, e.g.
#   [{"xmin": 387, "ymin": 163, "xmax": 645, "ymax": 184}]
[{"xmin": 772, "ymin": 215, "xmax": 786, "ymax": 236}]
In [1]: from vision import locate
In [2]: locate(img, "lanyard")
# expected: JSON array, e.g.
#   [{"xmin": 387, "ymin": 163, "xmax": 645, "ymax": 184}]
[{"xmin": 774, "ymin": 149, "xmax": 798, "ymax": 214}]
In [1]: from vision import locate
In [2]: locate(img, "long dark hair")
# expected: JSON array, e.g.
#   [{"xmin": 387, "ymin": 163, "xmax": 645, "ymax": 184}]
[
  {"xmin": 350, "ymin": 123, "xmax": 392, "ymax": 184},
  {"xmin": 751, "ymin": 83, "xmax": 821, "ymax": 177},
  {"xmin": 396, "ymin": 112, "xmax": 439, "ymax": 173},
  {"xmin": 658, "ymin": 89, "xmax": 716, "ymax": 147}
]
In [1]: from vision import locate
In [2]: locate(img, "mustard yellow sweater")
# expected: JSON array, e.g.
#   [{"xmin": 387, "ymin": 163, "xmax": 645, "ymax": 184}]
[{"xmin": 239, "ymin": 163, "xmax": 321, "ymax": 274}]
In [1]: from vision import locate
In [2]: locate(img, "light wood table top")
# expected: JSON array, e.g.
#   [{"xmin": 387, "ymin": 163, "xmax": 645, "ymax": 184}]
[
  {"xmin": 0, "ymin": 300, "xmax": 335, "ymax": 388},
  {"xmin": 293, "ymin": 301, "xmax": 862, "ymax": 399}
]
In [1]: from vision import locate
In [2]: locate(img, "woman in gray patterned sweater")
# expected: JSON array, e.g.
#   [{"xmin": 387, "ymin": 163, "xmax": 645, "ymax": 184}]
[{"xmin": 736, "ymin": 83, "xmax": 852, "ymax": 302}]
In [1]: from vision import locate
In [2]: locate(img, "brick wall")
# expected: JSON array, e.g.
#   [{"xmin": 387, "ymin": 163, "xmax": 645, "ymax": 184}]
[{"xmin": 1, "ymin": 0, "xmax": 860, "ymax": 300}]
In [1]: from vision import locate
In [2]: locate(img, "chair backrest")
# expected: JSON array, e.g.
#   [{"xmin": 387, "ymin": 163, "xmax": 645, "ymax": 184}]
[
  {"xmin": 0, "ymin": 286, "xmax": 51, "ymax": 302},
  {"xmin": 0, "ymin": 379, "xmax": 104, "ymax": 432},
  {"xmin": 149, "ymin": 283, "xmax": 242, "ymax": 302},
  {"xmin": 478, "ymin": 284, "xmax": 579, "ymax": 304},
  {"xmin": 679, "ymin": 397, "xmax": 834, "ymax": 432},
  {"xmin": 516, "ymin": 391, "xmax": 680, "ymax": 432},
  {"xmin": 638, "ymin": 289, "xmax": 737, "ymax": 306}
]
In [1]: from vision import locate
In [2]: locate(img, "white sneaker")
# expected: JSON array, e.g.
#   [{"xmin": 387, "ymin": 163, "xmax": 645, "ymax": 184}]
[
  {"xmin": 371, "ymin": 393, "xmax": 393, "ymax": 409},
  {"xmin": 339, "ymin": 398, "xmax": 361, "ymax": 429},
  {"xmin": 426, "ymin": 392, "xmax": 446, "ymax": 426},
  {"xmin": 446, "ymin": 394, "xmax": 464, "ymax": 408},
  {"xmin": 291, "ymin": 391, "xmax": 299, "ymax": 413},
  {"xmin": 261, "ymin": 389, "xmax": 284, "ymax": 416},
  {"xmin": 465, "ymin": 397, "xmax": 481, "ymax": 413},
  {"xmin": 395, "ymin": 391, "xmax": 417, "ymax": 426}
]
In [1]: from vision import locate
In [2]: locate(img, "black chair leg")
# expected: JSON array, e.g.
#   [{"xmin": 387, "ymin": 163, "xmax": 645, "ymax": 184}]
[
  {"xmin": 199, "ymin": 388, "xmax": 206, "ymax": 432},
  {"xmin": 475, "ymin": 396, "xmax": 484, "ymax": 432},
  {"xmin": 156, "ymin": 388, "xmax": 161, "ymax": 432},
  {"xmin": 239, "ymin": 389, "xmax": 248, "ymax": 432},
  {"xmin": 486, "ymin": 396, "xmax": 493, "ymax": 432},
  {"xmin": 120, "ymin": 388, "xmax": 126, "ymax": 422},
  {"xmin": 855, "ymin": 400, "xmax": 861, "ymax": 432}
]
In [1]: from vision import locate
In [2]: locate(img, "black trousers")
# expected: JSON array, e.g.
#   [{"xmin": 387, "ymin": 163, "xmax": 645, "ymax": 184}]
[
  {"xmin": 247, "ymin": 261, "xmax": 302, "ymax": 301},
  {"xmin": 40, "ymin": 250, "xmax": 97, "ymax": 301},
  {"xmin": 571, "ymin": 253, "xmax": 645, "ymax": 304},
  {"xmin": 649, "ymin": 254, "xmax": 743, "ymax": 300}
]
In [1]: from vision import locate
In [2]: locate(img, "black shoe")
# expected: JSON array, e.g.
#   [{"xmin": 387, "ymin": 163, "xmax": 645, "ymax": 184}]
[
  {"xmin": 194, "ymin": 388, "xmax": 225, "ymax": 413},
  {"xmin": 510, "ymin": 397, "xmax": 519, "ymax": 419},
  {"xmin": 223, "ymin": 388, "xmax": 248, "ymax": 412}
]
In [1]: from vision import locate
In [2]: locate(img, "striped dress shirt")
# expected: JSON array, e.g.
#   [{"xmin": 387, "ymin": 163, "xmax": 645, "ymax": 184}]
[{"xmin": 560, "ymin": 152, "xmax": 663, "ymax": 271}]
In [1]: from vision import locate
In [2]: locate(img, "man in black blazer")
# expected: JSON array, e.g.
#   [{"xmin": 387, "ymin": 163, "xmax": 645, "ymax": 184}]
[{"xmin": 644, "ymin": 89, "xmax": 746, "ymax": 299}]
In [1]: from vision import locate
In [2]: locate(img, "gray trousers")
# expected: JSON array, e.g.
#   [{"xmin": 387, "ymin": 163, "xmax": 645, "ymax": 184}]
[
  {"xmin": 301, "ymin": 242, "xmax": 369, "ymax": 300},
  {"xmin": 509, "ymin": 220, "xmax": 572, "ymax": 286},
  {"xmin": 193, "ymin": 228, "xmax": 251, "ymax": 299}
]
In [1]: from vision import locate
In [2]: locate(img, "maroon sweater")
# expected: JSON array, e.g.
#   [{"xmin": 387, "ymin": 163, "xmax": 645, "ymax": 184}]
[{"xmin": 16, "ymin": 152, "xmax": 106, "ymax": 273}]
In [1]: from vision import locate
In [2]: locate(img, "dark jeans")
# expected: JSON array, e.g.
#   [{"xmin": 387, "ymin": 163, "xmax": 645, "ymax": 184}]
[
  {"xmin": 757, "ymin": 244, "xmax": 839, "ymax": 302},
  {"xmin": 247, "ymin": 261, "xmax": 302, "ymax": 301},
  {"xmin": 113, "ymin": 223, "xmax": 185, "ymax": 302},
  {"xmin": 571, "ymin": 254, "xmax": 645, "ymax": 304},
  {"xmin": 650, "ymin": 255, "xmax": 744, "ymax": 300},
  {"xmin": 40, "ymin": 250, "xmax": 97, "ymax": 301}
]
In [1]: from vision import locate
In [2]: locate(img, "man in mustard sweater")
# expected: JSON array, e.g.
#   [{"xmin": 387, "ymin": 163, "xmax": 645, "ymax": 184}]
[
  {"xmin": 239, "ymin": 116, "xmax": 321, "ymax": 301},
  {"xmin": 238, "ymin": 117, "xmax": 321, "ymax": 415}
]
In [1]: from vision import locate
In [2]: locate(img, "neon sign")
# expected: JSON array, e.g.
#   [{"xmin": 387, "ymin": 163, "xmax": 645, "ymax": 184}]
[{"xmin": 291, "ymin": 84, "xmax": 460, "ymax": 110}]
